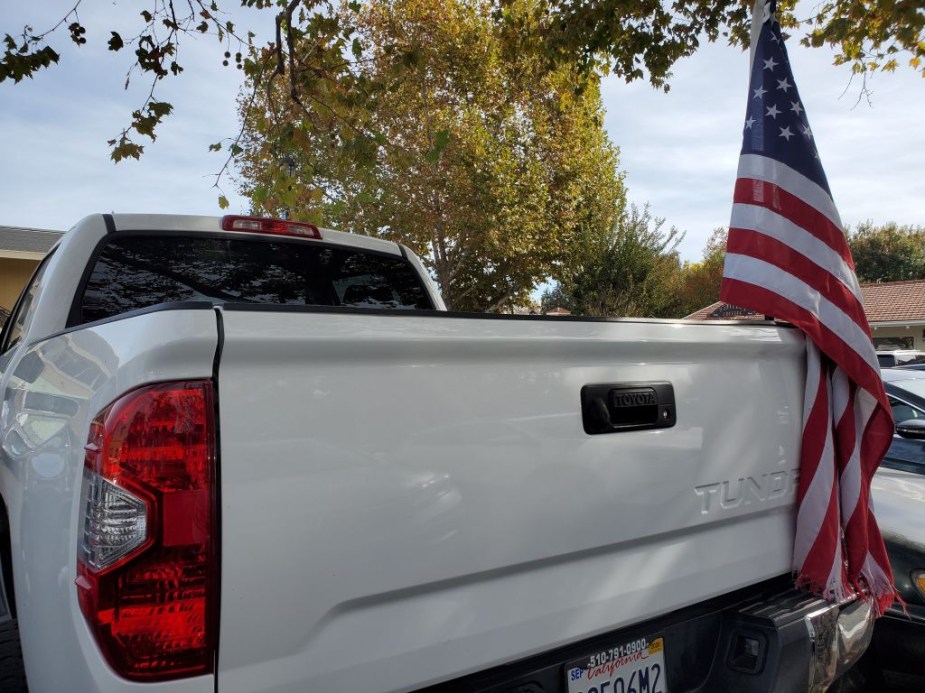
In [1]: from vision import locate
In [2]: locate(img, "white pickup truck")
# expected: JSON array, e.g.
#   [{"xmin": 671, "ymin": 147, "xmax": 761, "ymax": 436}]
[{"xmin": 0, "ymin": 214, "xmax": 874, "ymax": 693}]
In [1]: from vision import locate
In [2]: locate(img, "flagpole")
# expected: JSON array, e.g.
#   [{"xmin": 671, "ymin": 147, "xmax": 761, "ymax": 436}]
[{"xmin": 748, "ymin": 0, "xmax": 766, "ymax": 68}]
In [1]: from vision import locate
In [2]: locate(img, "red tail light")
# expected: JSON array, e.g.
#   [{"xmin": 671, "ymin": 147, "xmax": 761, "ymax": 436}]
[
  {"xmin": 76, "ymin": 381, "xmax": 217, "ymax": 681},
  {"xmin": 221, "ymin": 214, "xmax": 322, "ymax": 239}
]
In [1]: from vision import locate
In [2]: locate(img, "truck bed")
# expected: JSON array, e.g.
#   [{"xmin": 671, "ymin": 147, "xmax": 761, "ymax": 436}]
[{"xmin": 214, "ymin": 308, "xmax": 804, "ymax": 692}]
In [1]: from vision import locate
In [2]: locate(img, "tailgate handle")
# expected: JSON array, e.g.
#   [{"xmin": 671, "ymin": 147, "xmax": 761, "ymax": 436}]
[{"xmin": 581, "ymin": 382, "xmax": 676, "ymax": 434}]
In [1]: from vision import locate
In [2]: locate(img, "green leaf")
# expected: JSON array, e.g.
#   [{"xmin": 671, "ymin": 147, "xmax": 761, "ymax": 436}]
[
  {"xmin": 148, "ymin": 100, "xmax": 173, "ymax": 118},
  {"xmin": 351, "ymin": 38, "xmax": 363, "ymax": 59},
  {"xmin": 425, "ymin": 129, "xmax": 450, "ymax": 162},
  {"xmin": 109, "ymin": 138, "xmax": 144, "ymax": 162},
  {"xmin": 230, "ymin": 143, "xmax": 243, "ymax": 156},
  {"xmin": 252, "ymin": 185, "xmax": 268, "ymax": 204},
  {"xmin": 218, "ymin": 195, "xmax": 230, "ymax": 210},
  {"xmin": 208, "ymin": 142, "xmax": 223, "ymax": 152}
]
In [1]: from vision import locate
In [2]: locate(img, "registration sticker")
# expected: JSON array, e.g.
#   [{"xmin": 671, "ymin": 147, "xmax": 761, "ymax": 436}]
[{"xmin": 565, "ymin": 636, "xmax": 667, "ymax": 693}]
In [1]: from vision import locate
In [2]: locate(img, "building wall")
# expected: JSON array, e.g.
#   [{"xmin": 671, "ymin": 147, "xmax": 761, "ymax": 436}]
[
  {"xmin": 871, "ymin": 326, "xmax": 925, "ymax": 351},
  {"xmin": 0, "ymin": 257, "xmax": 38, "ymax": 313}
]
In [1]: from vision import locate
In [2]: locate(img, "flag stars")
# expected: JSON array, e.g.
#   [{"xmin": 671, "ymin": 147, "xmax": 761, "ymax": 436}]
[
  {"xmin": 763, "ymin": 57, "xmax": 778, "ymax": 71},
  {"xmin": 766, "ymin": 104, "xmax": 781, "ymax": 119},
  {"xmin": 777, "ymin": 77, "xmax": 792, "ymax": 92},
  {"xmin": 779, "ymin": 126, "xmax": 794, "ymax": 141},
  {"xmin": 790, "ymin": 100, "xmax": 804, "ymax": 116},
  {"xmin": 802, "ymin": 124, "xmax": 813, "ymax": 138},
  {"xmin": 753, "ymin": 85, "xmax": 768, "ymax": 99},
  {"xmin": 745, "ymin": 116, "xmax": 756, "ymax": 130}
]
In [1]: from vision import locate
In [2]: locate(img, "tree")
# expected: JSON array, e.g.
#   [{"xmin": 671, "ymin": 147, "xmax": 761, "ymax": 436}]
[
  {"xmin": 3, "ymin": 1, "xmax": 923, "ymax": 165},
  {"xmin": 847, "ymin": 221, "xmax": 925, "ymax": 283},
  {"xmin": 236, "ymin": 0, "xmax": 625, "ymax": 312},
  {"xmin": 677, "ymin": 227, "xmax": 727, "ymax": 316},
  {"xmin": 553, "ymin": 204, "xmax": 685, "ymax": 318},
  {"xmin": 524, "ymin": 0, "xmax": 925, "ymax": 90}
]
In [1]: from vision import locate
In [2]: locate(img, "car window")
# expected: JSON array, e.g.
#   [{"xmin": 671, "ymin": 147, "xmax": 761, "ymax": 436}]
[
  {"xmin": 889, "ymin": 397, "xmax": 924, "ymax": 425},
  {"xmin": 0, "ymin": 255, "xmax": 52, "ymax": 354}
]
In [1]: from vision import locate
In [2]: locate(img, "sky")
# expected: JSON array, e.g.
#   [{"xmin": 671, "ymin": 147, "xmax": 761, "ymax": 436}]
[{"xmin": 1, "ymin": 2, "xmax": 923, "ymax": 263}]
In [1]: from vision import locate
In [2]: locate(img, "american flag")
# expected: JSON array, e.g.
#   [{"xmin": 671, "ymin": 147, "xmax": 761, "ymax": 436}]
[{"xmin": 719, "ymin": 0, "xmax": 897, "ymax": 613}]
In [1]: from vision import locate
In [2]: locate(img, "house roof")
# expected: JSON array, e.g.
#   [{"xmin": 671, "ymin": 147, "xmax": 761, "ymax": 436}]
[
  {"xmin": 686, "ymin": 279, "xmax": 925, "ymax": 324},
  {"xmin": 860, "ymin": 279, "xmax": 925, "ymax": 323},
  {"xmin": 685, "ymin": 302, "xmax": 764, "ymax": 321},
  {"xmin": 0, "ymin": 225, "xmax": 62, "ymax": 259}
]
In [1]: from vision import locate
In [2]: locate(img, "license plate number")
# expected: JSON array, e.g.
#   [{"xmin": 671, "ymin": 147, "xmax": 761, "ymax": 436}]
[{"xmin": 565, "ymin": 636, "xmax": 667, "ymax": 693}]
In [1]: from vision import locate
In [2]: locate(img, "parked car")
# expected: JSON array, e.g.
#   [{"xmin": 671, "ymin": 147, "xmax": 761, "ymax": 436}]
[
  {"xmin": 881, "ymin": 368, "xmax": 925, "ymax": 474},
  {"xmin": 896, "ymin": 363, "xmax": 925, "ymax": 371},
  {"xmin": 853, "ymin": 370, "xmax": 925, "ymax": 689},
  {"xmin": 865, "ymin": 459, "xmax": 925, "ymax": 690},
  {"xmin": 877, "ymin": 349, "xmax": 925, "ymax": 367}
]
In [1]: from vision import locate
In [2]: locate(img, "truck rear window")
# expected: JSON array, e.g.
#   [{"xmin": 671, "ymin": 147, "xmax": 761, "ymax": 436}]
[{"xmin": 75, "ymin": 235, "xmax": 434, "ymax": 325}]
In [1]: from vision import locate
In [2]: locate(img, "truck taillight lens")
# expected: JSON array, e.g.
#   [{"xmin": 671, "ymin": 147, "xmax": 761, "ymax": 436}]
[
  {"xmin": 221, "ymin": 214, "xmax": 322, "ymax": 239},
  {"xmin": 76, "ymin": 381, "xmax": 216, "ymax": 681}
]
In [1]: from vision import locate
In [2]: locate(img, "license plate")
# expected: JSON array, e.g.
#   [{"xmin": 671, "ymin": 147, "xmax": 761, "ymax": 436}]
[{"xmin": 565, "ymin": 636, "xmax": 667, "ymax": 693}]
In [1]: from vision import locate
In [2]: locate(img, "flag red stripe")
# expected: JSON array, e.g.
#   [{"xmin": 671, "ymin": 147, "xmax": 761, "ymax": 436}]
[
  {"xmin": 719, "ymin": 277, "xmax": 888, "ymax": 407},
  {"xmin": 733, "ymin": 178, "xmax": 855, "ymax": 267},
  {"xmin": 725, "ymin": 228, "xmax": 869, "ymax": 337},
  {"xmin": 796, "ymin": 366, "xmax": 842, "ymax": 593},
  {"xmin": 857, "ymin": 402, "xmax": 896, "ymax": 585},
  {"xmin": 833, "ymin": 384, "xmax": 858, "ymax": 478},
  {"xmin": 795, "ymin": 368, "xmax": 830, "ymax": 507}
]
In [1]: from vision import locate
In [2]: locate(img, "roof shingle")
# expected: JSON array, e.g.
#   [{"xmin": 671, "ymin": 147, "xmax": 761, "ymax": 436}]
[
  {"xmin": 686, "ymin": 279, "xmax": 925, "ymax": 324},
  {"xmin": 0, "ymin": 225, "xmax": 62, "ymax": 255}
]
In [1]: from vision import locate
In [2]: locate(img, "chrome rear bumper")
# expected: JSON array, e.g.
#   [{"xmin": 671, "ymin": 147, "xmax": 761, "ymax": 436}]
[{"xmin": 806, "ymin": 597, "xmax": 875, "ymax": 692}]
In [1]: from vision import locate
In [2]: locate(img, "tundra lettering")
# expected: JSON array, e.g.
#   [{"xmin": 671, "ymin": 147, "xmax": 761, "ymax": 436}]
[{"xmin": 694, "ymin": 469, "xmax": 800, "ymax": 514}]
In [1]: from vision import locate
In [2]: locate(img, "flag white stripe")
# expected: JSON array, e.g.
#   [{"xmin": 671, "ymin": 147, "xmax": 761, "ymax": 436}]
[
  {"xmin": 825, "ymin": 544, "xmax": 848, "ymax": 601},
  {"xmin": 862, "ymin": 551, "xmax": 894, "ymax": 607},
  {"xmin": 730, "ymin": 203, "xmax": 862, "ymax": 301},
  {"xmin": 802, "ymin": 341, "xmax": 821, "ymax": 429},
  {"xmin": 737, "ymin": 153, "xmax": 845, "ymax": 233},
  {"xmin": 831, "ymin": 368, "xmax": 850, "ymax": 432},
  {"xmin": 724, "ymin": 253, "xmax": 878, "ymax": 369},
  {"xmin": 794, "ymin": 344, "xmax": 832, "ymax": 569},
  {"xmin": 839, "ymin": 387, "xmax": 877, "ymax": 524},
  {"xmin": 793, "ymin": 375, "xmax": 836, "ymax": 568}
]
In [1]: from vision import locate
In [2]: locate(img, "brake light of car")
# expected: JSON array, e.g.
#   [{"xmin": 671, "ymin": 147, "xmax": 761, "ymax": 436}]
[
  {"xmin": 76, "ymin": 381, "xmax": 217, "ymax": 681},
  {"xmin": 221, "ymin": 214, "xmax": 322, "ymax": 239}
]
